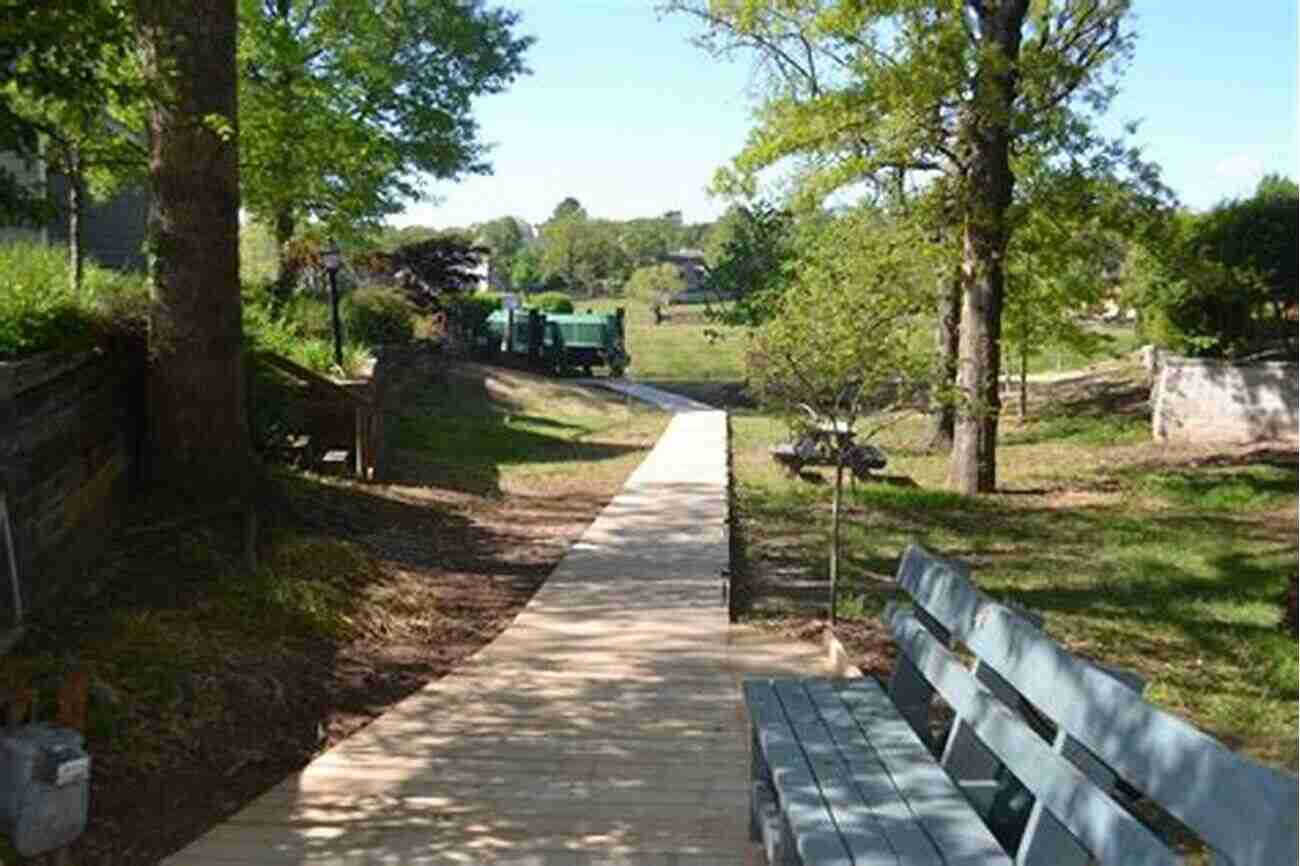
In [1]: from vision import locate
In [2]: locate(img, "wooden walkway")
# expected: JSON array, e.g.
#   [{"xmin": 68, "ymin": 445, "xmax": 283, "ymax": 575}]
[{"xmin": 163, "ymin": 401, "xmax": 829, "ymax": 865}]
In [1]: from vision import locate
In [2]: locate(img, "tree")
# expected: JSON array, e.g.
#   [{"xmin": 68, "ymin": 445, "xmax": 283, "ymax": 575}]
[
  {"xmin": 135, "ymin": 0, "xmax": 249, "ymax": 498},
  {"xmin": 4, "ymin": 57, "xmax": 147, "ymax": 290},
  {"xmin": 550, "ymin": 196, "xmax": 586, "ymax": 221},
  {"xmin": 749, "ymin": 209, "xmax": 935, "ymax": 621},
  {"xmin": 238, "ymin": 0, "xmax": 531, "ymax": 293},
  {"xmin": 701, "ymin": 201, "xmax": 796, "ymax": 327},
  {"xmin": 1128, "ymin": 176, "xmax": 1298, "ymax": 358},
  {"xmin": 0, "ymin": 0, "xmax": 137, "ymax": 223},
  {"xmin": 624, "ymin": 263, "xmax": 685, "ymax": 308},
  {"xmin": 619, "ymin": 216, "xmax": 682, "ymax": 266},
  {"xmin": 477, "ymin": 216, "xmax": 527, "ymax": 287},
  {"xmin": 670, "ymin": 0, "xmax": 1140, "ymax": 494},
  {"xmin": 537, "ymin": 206, "xmax": 628, "ymax": 294},
  {"xmin": 510, "ymin": 245, "xmax": 543, "ymax": 293}
]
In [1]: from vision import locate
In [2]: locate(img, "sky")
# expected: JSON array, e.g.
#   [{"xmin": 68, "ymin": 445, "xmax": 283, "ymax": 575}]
[{"xmin": 391, "ymin": 1, "xmax": 1298, "ymax": 230}]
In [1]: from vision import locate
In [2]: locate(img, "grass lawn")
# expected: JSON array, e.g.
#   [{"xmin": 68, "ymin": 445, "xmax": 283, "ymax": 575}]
[
  {"xmin": 583, "ymin": 297, "xmax": 750, "ymax": 402},
  {"xmin": 1, "ymin": 361, "xmax": 667, "ymax": 865},
  {"xmin": 731, "ymin": 361, "xmax": 1298, "ymax": 771}
]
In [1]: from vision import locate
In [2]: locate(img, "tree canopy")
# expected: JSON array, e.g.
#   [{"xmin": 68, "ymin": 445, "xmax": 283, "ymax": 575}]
[
  {"xmin": 670, "ymin": 0, "xmax": 1145, "ymax": 493},
  {"xmin": 238, "ymin": 0, "xmax": 531, "ymax": 275}
]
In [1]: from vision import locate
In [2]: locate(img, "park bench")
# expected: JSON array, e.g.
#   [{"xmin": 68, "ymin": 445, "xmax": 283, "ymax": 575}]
[{"xmin": 743, "ymin": 544, "xmax": 1298, "ymax": 866}]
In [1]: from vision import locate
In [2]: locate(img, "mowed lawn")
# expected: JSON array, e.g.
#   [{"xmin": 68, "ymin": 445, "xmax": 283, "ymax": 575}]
[
  {"xmin": 731, "ymin": 363, "xmax": 1298, "ymax": 770},
  {"xmin": 585, "ymin": 297, "xmax": 749, "ymax": 393}
]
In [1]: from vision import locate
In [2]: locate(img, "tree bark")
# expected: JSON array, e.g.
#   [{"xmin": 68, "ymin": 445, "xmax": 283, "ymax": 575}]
[
  {"xmin": 66, "ymin": 144, "xmax": 83, "ymax": 292},
  {"xmin": 136, "ymin": 0, "xmax": 248, "ymax": 499},
  {"xmin": 273, "ymin": 207, "xmax": 296, "ymax": 301},
  {"xmin": 948, "ymin": 0, "xmax": 1028, "ymax": 495},
  {"xmin": 927, "ymin": 265, "xmax": 961, "ymax": 452},
  {"xmin": 1018, "ymin": 343, "xmax": 1028, "ymax": 421},
  {"xmin": 829, "ymin": 454, "xmax": 843, "ymax": 624}
]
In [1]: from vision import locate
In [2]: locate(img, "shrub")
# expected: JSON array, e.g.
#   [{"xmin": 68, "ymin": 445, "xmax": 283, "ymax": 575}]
[
  {"xmin": 281, "ymin": 293, "xmax": 333, "ymax": 340},
  {"xmin": 445, "ymin": 292, "xmax": 501, "ymax": 338},
  {"xmin": 531, "ymin": 291, "xmax": 574, "ymax": 314},
  {"xmin": 0, "ymin": 241, "xmax": 147, "ymax": 360},
  {"xmin": 344, "ymin": 287, "xmax": 414, "ymax": 346}
]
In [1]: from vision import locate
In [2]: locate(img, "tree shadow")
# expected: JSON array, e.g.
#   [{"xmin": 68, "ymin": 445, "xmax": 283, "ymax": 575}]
[{"xmin": 381, "ymin": 364, "xmax": 651, "ymax": 497}]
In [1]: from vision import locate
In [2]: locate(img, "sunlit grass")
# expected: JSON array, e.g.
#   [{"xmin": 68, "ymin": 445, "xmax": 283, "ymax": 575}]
[{"xmin": 731, "ymin": 363, "xmax": 1298, "ymax": 770}]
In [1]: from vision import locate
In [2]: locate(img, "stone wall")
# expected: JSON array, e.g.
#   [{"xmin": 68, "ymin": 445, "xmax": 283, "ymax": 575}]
[
  {"xmin": 1152, "ymin": 356, "xmax": 1298, "ymax": 443},
  {"xmin": 0, "ymin": 350, "xmax": 140, "ymax": 623}
]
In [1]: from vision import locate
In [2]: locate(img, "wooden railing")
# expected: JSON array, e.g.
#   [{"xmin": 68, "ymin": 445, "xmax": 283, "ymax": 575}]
[{"xmin": 256, "ymin": 352, "xmax": 385, "ymax": 482}]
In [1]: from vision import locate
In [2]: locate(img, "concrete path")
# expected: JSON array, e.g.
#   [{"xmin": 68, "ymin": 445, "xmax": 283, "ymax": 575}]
[
  {"xmin": 580, "ymin": 379, "xmax": 715, "ymax": 414},
  {"xmin": 163, "ymin": 391, "xmax": 828, "ymax": 865}
]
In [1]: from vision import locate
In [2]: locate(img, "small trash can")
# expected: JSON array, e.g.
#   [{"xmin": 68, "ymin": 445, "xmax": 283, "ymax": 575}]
[{"xmin": 0, "ymin": 724, "xmax": 91, "ymax": 856}]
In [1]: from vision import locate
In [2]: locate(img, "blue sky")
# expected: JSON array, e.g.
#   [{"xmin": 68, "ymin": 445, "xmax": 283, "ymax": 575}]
[{"xmin": 393, "ymin": 1, "xmax": 1298, "ymax": 229}]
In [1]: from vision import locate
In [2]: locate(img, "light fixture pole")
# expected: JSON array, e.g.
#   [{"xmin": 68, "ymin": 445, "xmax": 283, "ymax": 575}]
[{"xmin": 322, "ymin": 239, "xmax": 343, "ymax": 368}]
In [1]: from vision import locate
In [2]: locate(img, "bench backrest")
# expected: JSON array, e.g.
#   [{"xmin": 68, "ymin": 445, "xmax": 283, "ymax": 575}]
[{"xmin": 886, "ymin": 543, "xmax": 1299, "ymax": 866}]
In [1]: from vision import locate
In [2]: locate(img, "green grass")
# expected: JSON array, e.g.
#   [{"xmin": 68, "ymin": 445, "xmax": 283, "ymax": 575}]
[
  {"xmin": 583, "ymin": 297, "xmax": 749, "ymax": 384},
  {"xmin": 0, "ymin": 241, "xmax": 147, "ymax": 359},
  {"xmin": 388, "ymin": 362, "xmax": 669, "ymax": 496},
  {"xmin": 732, "ymin": 365, "xmax": 1299, "ymax": 770}
]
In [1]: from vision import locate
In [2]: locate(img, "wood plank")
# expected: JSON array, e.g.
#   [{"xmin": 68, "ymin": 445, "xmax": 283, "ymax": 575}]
[
  {"xmin": 744, "ymin": 680, "xmax": 857, "ymax": 865},
  {"xmin": 837, "ymin": 679, "xmax": 1012, "ymax": 866},
  {"xmin": 965, "ymin": 604, "xmax": 1299, "ymax": 866},
  {"xmin": 890, "ymin": 611, "xmax": 1179, "ymax": 866},
  {"xmin": 801, "ymin": 680, "xmax": 945, "ymax": 866}
]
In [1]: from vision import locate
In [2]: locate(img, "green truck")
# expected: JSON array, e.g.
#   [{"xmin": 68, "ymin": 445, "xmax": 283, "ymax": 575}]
[{"xmin": 480, "ymin": 307, "xmax": 629, "ymax": 377}]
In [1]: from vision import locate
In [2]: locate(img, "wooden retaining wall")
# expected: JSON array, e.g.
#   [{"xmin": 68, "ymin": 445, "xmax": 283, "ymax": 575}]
[{"xmin": 0, "ymin": 350, "xmax": 141, "ymax": 623}]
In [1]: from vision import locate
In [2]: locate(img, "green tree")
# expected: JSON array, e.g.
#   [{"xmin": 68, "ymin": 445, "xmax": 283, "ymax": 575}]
[
  {"xmin": 4, "ymin": 57, "xmax": 147, "ymax": 290},
  {"xmin": 670, "ymin": 0, "xmax": 1141, "ymax": 494},
  {"xmin": 537, "ymin": 206, "xmax": 628, "ymax": 294},
  {"xmin": 750, "ymin": 209, "xmax": 936, "ymax": 620},
  {"xmin": 624, "ymin": 263, "xmax": 685, "ymax": 307},
  {"xmin": 1128, "ymin": 177, "xmax": 1298, "ymax": 358},
  {"xmin": 477, "ymin": 216, "xmax": 527, "ymax": 287},
  {"xmin": 700, "ymin": 201, "xmax": 796, "ymax": 327},
  {"xmin": 0, "ymin": 0, "xmax": 136, "ymax": 222},
  {"xmin": 510, "ymin": 245, "xmax": 544, "ymax": 293},
  {"xmin": 135, "ymin": 0, "xmax": 249, "ymax": 498},
  {"xmin": 238, "ymin": 0, "xmax": 531, "ymax": 292}
]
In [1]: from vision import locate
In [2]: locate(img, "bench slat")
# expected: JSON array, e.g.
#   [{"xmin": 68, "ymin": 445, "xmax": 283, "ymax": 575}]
[
  {"xmin": 965, "ymin": 605, "xmax": 1299, "ymax": 866},
  {"xmin": 803, "ymin": 682, "xmax": 947, "ymax": 866},
  {"xmin": 747, "ymin": 681, "xmax": 856, "ymax": 864},
  {"xmin": 896, "ymin": 545, "xmax": 985, "ymax": 641},
  {"xmin": 838, "ymin": 680, "xmax": 1011, "ymax": 866},
  {"xmin": 890, "ymin": 611, "xmax": 1181, "ymax": 866}
]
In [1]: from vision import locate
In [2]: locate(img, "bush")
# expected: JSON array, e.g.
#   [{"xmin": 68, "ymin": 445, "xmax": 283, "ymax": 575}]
[
  {"xmin": 0, "ymin": 241, "xmax": 147, "ymax": 360},
  {"xmin": 281, "ymin": 293, "xmax": 333, "ymax": 340},
  {"xmin": 344, "ymin": 287, "xmax": 414, "ymax": 346},
  {"xmin": 445, "ymin": 292, "xmax": 501, "ymax": 338},
  {"xmin": 531, "ymin": 291, "xmax": 574, "ymax": 314}
]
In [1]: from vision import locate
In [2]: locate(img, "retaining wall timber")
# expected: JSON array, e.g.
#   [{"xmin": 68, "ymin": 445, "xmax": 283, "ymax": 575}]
[
  {"xmin": 0, "ymin": 349, "xmax": 141, "ymax": 622},
  {"xmin": 1151, "ymin": 356, "xmax": 1298, "ymax": 443}
]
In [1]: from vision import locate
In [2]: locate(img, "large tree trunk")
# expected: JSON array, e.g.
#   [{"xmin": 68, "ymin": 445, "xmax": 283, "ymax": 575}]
[
  {"xmin": 137, "ymin": 0, "xmax": 248, "ymax": 499},
  {"xmin": 927, "ymin": 265, "xmax": 961, "ymax": 452},
  {"xmin": 948, "ymin": 0, "xmax": 1028, "ymax": 495}
]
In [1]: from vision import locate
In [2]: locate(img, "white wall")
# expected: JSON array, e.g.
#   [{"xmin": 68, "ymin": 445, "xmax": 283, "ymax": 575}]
[{"xmin": 1152, "ymin": 357, "xmax": 1299, "ymax": 443}]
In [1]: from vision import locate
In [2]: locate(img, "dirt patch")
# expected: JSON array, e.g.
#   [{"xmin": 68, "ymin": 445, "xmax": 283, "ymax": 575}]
[{"xmin": 1, "ymin": 365, "xmax": 663, "ymax": 865}]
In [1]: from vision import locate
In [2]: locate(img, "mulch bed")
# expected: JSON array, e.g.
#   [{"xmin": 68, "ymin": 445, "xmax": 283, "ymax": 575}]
[{"xmin": 16, "ymin": 468, "xmax": 626, "ymax": 865}]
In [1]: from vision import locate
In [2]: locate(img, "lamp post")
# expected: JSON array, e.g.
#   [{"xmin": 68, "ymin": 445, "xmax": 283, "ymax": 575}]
[{"xmin": 322, "ymin": 239, "xmax": 343, "ymax": 368}]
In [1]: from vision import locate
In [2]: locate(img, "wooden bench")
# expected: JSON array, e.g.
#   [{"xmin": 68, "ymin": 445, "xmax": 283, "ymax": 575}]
[{"xmin": 743, "ymin": 544, "xmax": 1299, "ymax": 866}]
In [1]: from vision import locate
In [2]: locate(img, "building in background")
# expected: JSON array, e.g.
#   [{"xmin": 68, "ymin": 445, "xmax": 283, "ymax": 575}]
[{"xmin": 0, "ymin": 148, "xmax": 147, "ymax": 271}]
